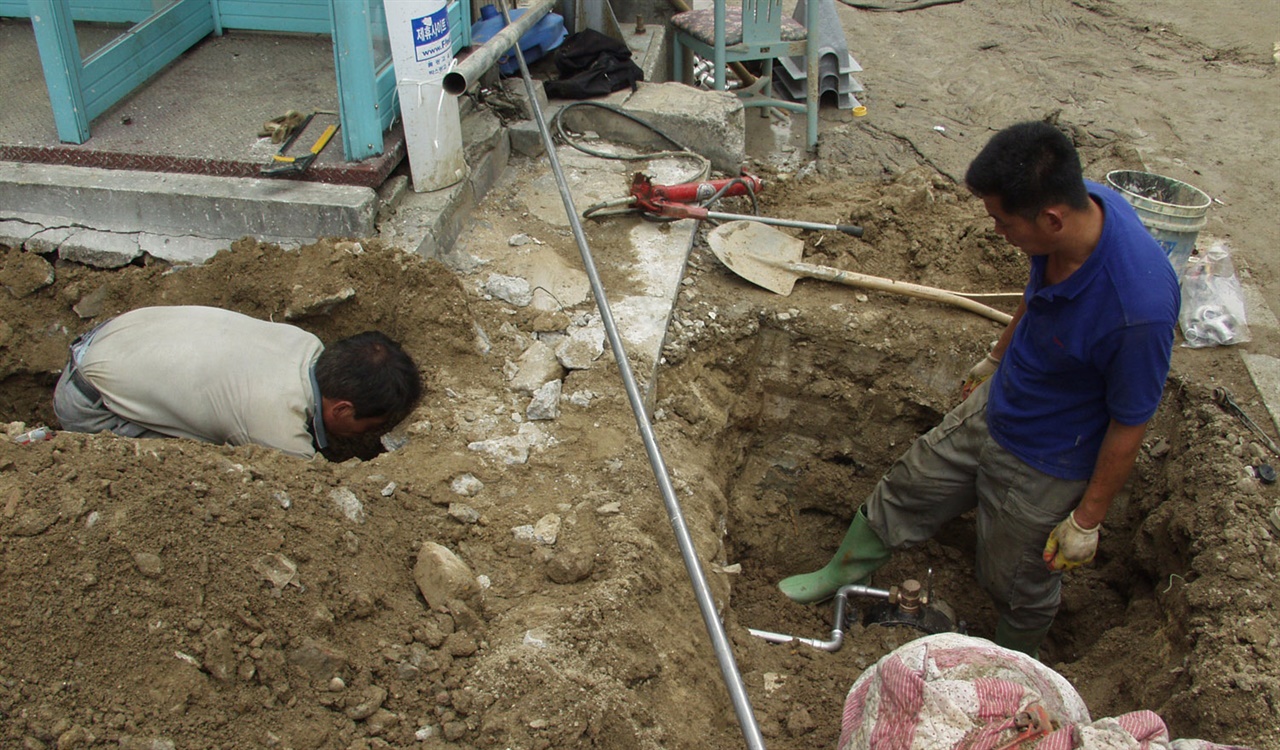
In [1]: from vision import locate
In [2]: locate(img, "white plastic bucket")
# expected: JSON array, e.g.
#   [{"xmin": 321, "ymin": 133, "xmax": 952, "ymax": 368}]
[
  {"xmin": 1105, "ymin": 170, "xmax": 1211, "ymax": 274},
  {"xmin": 384, "ymin": 0, "xmax": 466, "ymax": 192}
]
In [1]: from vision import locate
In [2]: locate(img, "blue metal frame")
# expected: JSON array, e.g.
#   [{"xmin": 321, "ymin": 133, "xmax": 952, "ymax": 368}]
[{"xmin": 10, "ymin": 0, "xmax": 471, "ymax": 160}]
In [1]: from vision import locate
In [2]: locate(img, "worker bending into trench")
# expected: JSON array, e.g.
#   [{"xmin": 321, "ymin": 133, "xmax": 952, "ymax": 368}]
[
  {"xmin": 779, "ymin": 121, "xmax": 1180, "ymax": 657},
  {"xmin": 53, "ymin": 305, "xmax": 422, "ymax": 459}
]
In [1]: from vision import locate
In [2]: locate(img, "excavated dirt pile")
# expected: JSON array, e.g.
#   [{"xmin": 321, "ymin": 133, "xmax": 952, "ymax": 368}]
[{"xmin": 1, "ymin": 167, "xmax": 1277, "ymax": 750}]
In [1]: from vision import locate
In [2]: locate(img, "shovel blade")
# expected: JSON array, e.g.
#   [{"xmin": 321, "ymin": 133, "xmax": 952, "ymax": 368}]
[{"xmin": 707, "ymin": 221, "xmax": 805, "ymax": 296}]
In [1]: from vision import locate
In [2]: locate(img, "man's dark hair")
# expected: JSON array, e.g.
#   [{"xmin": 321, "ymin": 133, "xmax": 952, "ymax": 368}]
[
  {"xmin": 315, "ymin": 332, "xmax": 422, "ymax": 421},
  {"xmin": 964, "ymin": 121, "xmax": 1090, "ymax": 220}
]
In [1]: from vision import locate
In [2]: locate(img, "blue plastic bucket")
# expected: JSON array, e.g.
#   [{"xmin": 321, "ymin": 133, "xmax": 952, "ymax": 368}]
[{"xmin": 1106, "ymin": 170, "xmax": 1211, "ymax": 275}]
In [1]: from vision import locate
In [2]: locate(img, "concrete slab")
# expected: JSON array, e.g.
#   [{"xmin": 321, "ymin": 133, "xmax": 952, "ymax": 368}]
[
  {"xmin": 0, "ymin": 162, "xmax": 377, "ymax": 247},
  {"xmin": 445, "ymin": 143, "xmax": 697, "ymax": 401},
  {"xmin": 58, "ymin": 229, "xmax": 142, "ymax": 269}
]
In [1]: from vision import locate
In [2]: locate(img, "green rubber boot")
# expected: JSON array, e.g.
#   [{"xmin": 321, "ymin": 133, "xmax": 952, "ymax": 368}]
[
  {"xmin": 994, "ymin": 617, "xmax": 1052, "ymax": 660},
  {"xmin": 778, "ymin": 507, "xmax": 891, "ymax": 604}
]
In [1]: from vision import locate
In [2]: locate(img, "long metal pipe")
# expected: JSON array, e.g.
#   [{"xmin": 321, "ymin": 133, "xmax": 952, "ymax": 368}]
[
  {"xmin": 494, "ymin": 3, "xmax": 766, "ymax": 748},
  {"xmin": 443, "ymin": 0, "xmax": 557, "ymax": 96}
]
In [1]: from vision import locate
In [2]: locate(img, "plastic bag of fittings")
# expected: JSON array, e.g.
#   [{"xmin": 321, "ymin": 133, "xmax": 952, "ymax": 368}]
[{"xmin": 1179, "ymin": 241, "xmax": 1251, "ymax": 348}]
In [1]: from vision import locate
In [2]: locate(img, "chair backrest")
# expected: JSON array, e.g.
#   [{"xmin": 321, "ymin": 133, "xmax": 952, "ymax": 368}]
[{"xmin": 740, "ymin": 0, "xmax": 786, "ymax": 44}]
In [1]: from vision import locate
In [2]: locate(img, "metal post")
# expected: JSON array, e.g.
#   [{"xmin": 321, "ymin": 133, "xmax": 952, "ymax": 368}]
[{"xmin": 494, "ymin": 3, "xmax": 767, "ymax": 747}]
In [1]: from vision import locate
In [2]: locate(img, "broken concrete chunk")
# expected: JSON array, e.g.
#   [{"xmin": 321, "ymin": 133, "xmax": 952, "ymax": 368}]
[
  {"xmin": 567, "ymin": 390, "xmax": 596, "ymax": 407},
  {"xmin": 138, "ymin": 233, "xmax": 227, "ymax": 265},
  {"xmin": 556, "ymin": 323, "xmax": 605, "ymax": 370},
  {"xmin": 526, "ymin": 379, "xmax": 562, "ymax": 421},
  {"xmin": 413, "ymin": 541, "xmax": 481, "ymax": 611},
  {"xmin": 329, "ymin": 487, "xmax": 366, "ymax": 523},
  {"xmin": 448, "ymin": 503, "xmax": 481, "ymax": 524},
  {"xmin": 466, "ymin": 422, "xmax": 549, "ymax": 465},
  {"xmin": 59, "ymin": 229, "xmax": 143, "ymax": 268},
  {"xmin": 451, "ymin": 473, "xmax": 483, "ymax": 496},
  {"xmin": 508, "ymin": 340, "xmax": 566, "ymax": 395},
  {"xmin": 483, "ymin": 273, "xmax": 533, "ymax": 307},
  {"xmin": 0, "ymin": 250, "xmax": 54, "ymax": 298},
  {"xmin": 533, "ymin": 514, "xmax": 561, "ymax": 545},
  {"xmin": 0, "ymin": 219, "xmax": 41, "ymax": 250},
  {"xmin": 24, "ymin": 225, "xmax": 76, "ymax": 256},
  {"xmin": 284, "ymin": 286, "xmax": 356, "ymax": 320}
]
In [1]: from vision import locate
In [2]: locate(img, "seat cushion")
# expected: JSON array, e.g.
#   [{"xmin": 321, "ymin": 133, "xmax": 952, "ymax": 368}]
[{"xmin": 671, "ymin": 8, "xmax": 806, "ymax": 46}]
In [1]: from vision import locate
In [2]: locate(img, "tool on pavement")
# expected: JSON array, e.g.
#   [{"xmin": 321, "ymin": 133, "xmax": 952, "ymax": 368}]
[
  {"xmin": 585, "ymin": 173, "xmax": 865, "ymax": 235},
  {"xmin": 261, "ymin": 112, "xmax": 340, "ymax": 177},
  {"xmin": 707, "ymin": 220, "xmax": 1018, "ymax": 323},
  {"xmin": 1212, "ymin": 386, "xmax": 1280, "ymax": 456},
  {"xmin": 633, "ymin": 172, "xmax": 864, "ymax": 234},
  {"xmin": 258, "ymin": 109, "xmax": 308, "ymax": 144}
]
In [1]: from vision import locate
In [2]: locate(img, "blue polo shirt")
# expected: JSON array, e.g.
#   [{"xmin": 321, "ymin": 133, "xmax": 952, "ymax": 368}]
[{"xmin": 986, "ymin": 181, "xmax": 1179, "ymax": 480}]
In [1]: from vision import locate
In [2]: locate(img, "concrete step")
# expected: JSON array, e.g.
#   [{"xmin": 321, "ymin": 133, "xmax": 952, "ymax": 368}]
[{"xmin": 0, "ymin": 161, "xmax": 377, "ymax": 265}]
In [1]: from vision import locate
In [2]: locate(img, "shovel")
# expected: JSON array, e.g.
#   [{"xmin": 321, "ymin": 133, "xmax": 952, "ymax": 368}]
[{"xmin": 707, "ymin": 221, "xmax": 1016, "ymax": 325}]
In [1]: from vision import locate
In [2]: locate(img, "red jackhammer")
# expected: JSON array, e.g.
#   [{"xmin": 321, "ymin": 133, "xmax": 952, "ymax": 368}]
[{"xmin": 586, "ymin": 173, "xmax": 864, "ymax": 237}]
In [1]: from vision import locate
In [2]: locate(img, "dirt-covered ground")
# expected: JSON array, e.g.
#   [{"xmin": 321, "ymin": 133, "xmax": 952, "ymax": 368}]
[{"xmin": 3, "ymin": 1, "xmax": 1279, "ymax": 749}]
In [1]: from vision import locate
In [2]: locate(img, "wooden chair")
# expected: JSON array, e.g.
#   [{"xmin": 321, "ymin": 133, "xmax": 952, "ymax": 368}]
[{"xmin": 671, "ymin": 0, "xmax": 819, "ymax": 148}]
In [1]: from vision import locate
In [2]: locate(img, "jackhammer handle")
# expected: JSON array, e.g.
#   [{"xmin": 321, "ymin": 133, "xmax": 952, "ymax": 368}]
[{"xmin": 837, "ymin": 224, "xmax": 864, "ymax": 238}]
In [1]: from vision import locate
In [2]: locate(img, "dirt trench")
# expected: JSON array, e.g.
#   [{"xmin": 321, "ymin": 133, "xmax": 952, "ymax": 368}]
[
  {"xmin": 658, "ymin": 251, "xmax": 1280, "ymax": 748},
  {"xmin": 1, "ymin": 169, "xmax": 1277, "ymax": 750}
]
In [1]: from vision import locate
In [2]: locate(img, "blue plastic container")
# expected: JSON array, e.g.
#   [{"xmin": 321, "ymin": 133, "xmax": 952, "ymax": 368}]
[{"xmin": 470, "ymin": 4, "xmax": 567, "ymax": 75}]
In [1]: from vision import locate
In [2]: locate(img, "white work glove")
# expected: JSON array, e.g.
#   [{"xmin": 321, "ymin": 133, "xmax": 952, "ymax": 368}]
[
  {"xmin": 1042, "ymin": 512, "xmax": 1099, "ymax": 571},
  {"xmin": 961, "ymin": 353, "xmax": 1000, "ymax": 399}
]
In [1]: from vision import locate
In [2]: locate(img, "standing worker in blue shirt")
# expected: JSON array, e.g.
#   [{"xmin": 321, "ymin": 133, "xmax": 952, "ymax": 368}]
[{"xmin": 778, "ymin": 121, "xmax": 1181, "ymax": 658}]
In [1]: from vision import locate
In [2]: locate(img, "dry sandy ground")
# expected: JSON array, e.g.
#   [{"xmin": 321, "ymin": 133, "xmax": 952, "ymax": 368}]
[{"xmin": 2, "ymin": 1, "xmax": 1279, "ymax": 749}]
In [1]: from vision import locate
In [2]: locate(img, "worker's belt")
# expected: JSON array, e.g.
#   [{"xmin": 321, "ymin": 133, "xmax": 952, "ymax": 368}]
[
  {"xmin": 69, "ymin": 366, "xmax": 102, "ymax": 404},
  {"xmin": 66, "ymin": 325, "xmax": 106, "ymax": 404}
]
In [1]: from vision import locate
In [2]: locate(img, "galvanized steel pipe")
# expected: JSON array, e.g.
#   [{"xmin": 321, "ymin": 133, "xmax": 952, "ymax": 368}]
[
  {"xmin": 443, "ymin": 0, "xmax": 557, "ymax": 95},
  {"xmin": 748, "ymin": 584, "xmax": 892, "ymax": 652},
  {"xmin": 494, "ymin": 3, "xmax": 766, "ymax": 748}
]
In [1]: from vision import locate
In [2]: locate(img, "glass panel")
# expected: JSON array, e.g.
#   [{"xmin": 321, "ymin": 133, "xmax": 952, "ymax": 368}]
[{"xmin": 369, "ymin": 0, "xmax": 391, "ymax": 67}]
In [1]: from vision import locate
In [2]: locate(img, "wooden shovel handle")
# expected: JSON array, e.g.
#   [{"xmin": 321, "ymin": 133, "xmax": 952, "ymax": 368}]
[{"xmin": 788, "ymin": 261, "xmax": 1014, "ymax": 325}]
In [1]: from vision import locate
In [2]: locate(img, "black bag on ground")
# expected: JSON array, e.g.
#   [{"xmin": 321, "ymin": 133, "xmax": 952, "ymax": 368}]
[{"xmin": 543, "ymin": 29, "xmax": 643, "ymax": 99}]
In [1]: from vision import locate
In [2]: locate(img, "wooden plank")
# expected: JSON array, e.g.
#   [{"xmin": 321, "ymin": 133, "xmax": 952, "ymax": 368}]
[{"xmin": 79, "ymin": 0, "xmax": 214, "ymax": 119}]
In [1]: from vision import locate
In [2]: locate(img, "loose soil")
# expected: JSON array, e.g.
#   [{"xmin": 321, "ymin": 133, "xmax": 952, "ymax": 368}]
[{"xmin": 3, "ymin": 1, "xmax": 1279, "ymax": 749}]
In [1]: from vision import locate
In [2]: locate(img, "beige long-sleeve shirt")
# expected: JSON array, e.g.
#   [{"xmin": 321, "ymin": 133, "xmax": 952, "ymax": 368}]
[{"xmin": 77, "ymin": 306, "xmax": 325, "ymax": 458}]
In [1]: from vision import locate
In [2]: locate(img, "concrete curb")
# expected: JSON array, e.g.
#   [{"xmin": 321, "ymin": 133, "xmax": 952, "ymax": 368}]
[{"xmin": 0, "ymin": 161, "xmax": 377, "ymax": 265}]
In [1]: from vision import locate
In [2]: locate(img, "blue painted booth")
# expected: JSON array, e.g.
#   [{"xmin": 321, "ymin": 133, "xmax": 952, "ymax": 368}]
[{"xmin": 0, "ymin": 0, "xmax": 471, "ymax": 161}]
